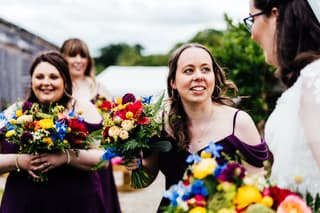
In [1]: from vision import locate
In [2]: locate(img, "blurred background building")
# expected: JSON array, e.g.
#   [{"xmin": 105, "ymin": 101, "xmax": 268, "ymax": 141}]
[{"xmin": 0, "ymin": 17, "xmax": 57, "ymax": 109}]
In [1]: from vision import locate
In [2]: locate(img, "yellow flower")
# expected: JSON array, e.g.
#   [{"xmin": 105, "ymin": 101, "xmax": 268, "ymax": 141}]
[
  {"xmin": 193, "ymin": 158, "xmax": 217, "ymax": 179},
  {"xmin": 217, "ymin": 208, "xmax": 236, "ymax": 213},
  {"xmin": 43, "ymin": 137, "xmax": 53, "ymax": 145},
  {"xmin": 189, "ymin": 206, "xmax": 207, "ymax": 213},
  {"xmin": 200, "ymin": 151, "xmax": 212, "ymax": 158},
  {"xmin": 294, "ymin": 176, "xmax": 303, "ymax": 185},
  {"xmin": 260, "ymin": 196, "xmax": 273, "ymax": 208},
  {"xmin": 115, "ymin": 97, "xmax": 122, "ymax": 105},
  {"xmin": 5, "ymin": 130, "xmax": 16, "ymax": 138},
  {"xmin": 9, "ymin": 119, "xmax": 16, "ymax": 125},
  {"xmin": 125, "ymin": 111, "xmax": 134, "ymax": 119},
  {"xmin": 233, "ymin": 185, "xmax": 262, "ymax": 209},
  {"xmin": 15, "ymin": 109, "xmax": 23, "ymax": 118},
  {"xmin": 38, "ymin": 119, "xmax": 54, "ymax": 129}
]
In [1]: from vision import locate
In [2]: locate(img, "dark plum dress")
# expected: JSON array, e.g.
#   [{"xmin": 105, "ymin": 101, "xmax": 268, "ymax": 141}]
[
  {"xmin": 157, "ymin": 110, "xmax": 269, "ymax": 212},
  {"xmin": 0, "ymin": 122, "xmax": 121, "ymax": 213}
]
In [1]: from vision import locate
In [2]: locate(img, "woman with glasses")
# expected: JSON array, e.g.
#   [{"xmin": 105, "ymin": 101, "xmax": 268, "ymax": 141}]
[{"xmin": 244, "ymin": 0, "xmax": 320, "ymax": 195}]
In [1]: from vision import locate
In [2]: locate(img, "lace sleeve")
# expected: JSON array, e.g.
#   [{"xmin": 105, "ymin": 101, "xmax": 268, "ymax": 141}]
[{"xmin": 299, "ymin": 60, "xmax": 320, "ymax": 165}]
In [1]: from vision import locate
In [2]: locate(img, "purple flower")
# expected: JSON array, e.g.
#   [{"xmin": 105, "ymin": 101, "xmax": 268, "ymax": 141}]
[
  {"xmin": 122, "ymin": 93, "xmax": 136, "ymax": 104},
  {"xmin": 20, "ymin": 132, "xmax": 33, "ymax": 144},
  {"xmin": 218, "ymin": 162, "xmax": 245, "ymax": 183},
  {"xmin": 22, "ymin": 101, "xmax": 33, "ymax": 113}
]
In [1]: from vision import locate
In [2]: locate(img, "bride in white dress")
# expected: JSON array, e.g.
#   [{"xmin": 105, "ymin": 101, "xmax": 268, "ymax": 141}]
[{"xmin": 244, "ymin": 0, "xmax": 320, "ymax": 194}]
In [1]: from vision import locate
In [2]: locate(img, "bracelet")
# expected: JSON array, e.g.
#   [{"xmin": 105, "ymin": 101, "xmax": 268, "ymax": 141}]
[
  {"xmin": 65, "ymin": 149, "xmax": 71, "ymax": 164},
  {"xmin": 15, "ymin": 155, "xmax": 21, "ymax": 172}
]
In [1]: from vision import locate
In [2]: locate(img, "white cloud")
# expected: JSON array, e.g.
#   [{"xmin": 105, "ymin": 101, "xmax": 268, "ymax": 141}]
[{"xmin": 0, "ymin": 0, "xmax": 249, "ymax": 56}]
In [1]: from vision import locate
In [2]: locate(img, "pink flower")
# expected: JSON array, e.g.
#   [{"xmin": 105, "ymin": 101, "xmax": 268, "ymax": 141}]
[
  {"xmin": 277, "ymin": 195, "xmax": 312, "ymax": 213},
  {"xmin": 111, "ymin": 156, "xmax": 124, "ymax": 165}
]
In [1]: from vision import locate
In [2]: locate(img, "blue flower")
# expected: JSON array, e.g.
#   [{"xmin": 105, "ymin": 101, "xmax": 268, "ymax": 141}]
[
  {"xmin": 203, "ymin": 141, "xmax": 223, "ymax": 158},
  {"xmin": 183, "ymin": 180, "xmax": 208, "ymax": 199},
  {"xmin": 142, "ymin": 96, "xmax": 152, "ymax": 104},
  {"xmin": 213, "ymin": 163, "xmax": 227, "ymax": 177},
  {"xmin": 186, "ymin": 153, "xmax": 202, "ymax": 164},
  {"xmin": 164, "ymin": 181, "xmax": 190, "ymax": 206},
  {"xmin": 55, "ymin": 120, "xmax": 68, "ymax": 140},
  {"xmin": 102, "ymin": 148, "xmax": 118, "ymax": 161}
]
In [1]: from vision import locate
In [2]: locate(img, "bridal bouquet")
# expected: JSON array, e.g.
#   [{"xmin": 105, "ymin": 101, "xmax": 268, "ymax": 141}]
[
  {"xmin": 99, "ymin": 93, "xmax": 171, "ymax": 188},
  {"xmin": 0, "ymin": 101, "xmax": 94, "ymax": 181},
  {"xmin": 163, "ymin": 142, "xmax": 312, "ymax": 213},
  {"xmin": 91, "ymin": 94, "xmax": 112, "ymax": 115}
]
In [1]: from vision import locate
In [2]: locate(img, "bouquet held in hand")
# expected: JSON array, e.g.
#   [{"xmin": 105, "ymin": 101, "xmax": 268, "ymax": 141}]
[
  {"xmin": 0, "ymin": 101, "xmax": 94, "ymax": 181},
  {"xmin": 99, "ymin": 93, "xmax": 171, "ymax": 188}
]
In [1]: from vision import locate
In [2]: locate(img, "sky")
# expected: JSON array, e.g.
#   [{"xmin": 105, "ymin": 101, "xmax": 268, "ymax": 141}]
[{"xmin": 0, "ymin": 0, "xmax": 249, "ymax": 56}]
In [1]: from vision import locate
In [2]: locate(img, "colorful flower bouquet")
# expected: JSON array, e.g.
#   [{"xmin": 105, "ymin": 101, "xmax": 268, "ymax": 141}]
[
  {"xmin": 0, "ymin": 101, "xmax": 95, "ymax": 181},
  {"xmin": 91, "ymin": 94, "xmax": 112, "ymax": 115},
  {"xmin": 163, "ymin": 142, "xmax": 312, "ymax": 213},
  {"xmin": 98, "ymin": 93, "xmax": 172, "ymax": 189}
]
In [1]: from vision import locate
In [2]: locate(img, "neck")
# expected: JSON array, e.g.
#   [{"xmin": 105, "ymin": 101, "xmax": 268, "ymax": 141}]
[{"xmin": 184, "ymin": 101, "xmax": 215, "ymax": 125}]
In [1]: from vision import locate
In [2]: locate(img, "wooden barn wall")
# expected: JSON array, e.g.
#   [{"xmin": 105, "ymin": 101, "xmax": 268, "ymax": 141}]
[{"xmin": 0, "ymin": 19, "xmax": 58, "ymax": 110}]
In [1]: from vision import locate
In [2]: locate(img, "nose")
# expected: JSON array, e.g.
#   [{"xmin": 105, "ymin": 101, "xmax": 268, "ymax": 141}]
[
  {"xmin": 42, "ymin": 76, "xmax": 51, "ymax": 85},
  {"xmin": 75, "ymin": 54, "xmax": 83, "ymax": 62},
  {"xmin": 193, "ymin": 70, "xmax": 204, "ymax": 81}
]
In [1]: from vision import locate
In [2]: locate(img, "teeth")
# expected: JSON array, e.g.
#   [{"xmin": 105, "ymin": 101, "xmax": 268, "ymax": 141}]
[{"xmin": 191, "ymin": 87, "xmax": 205, "ymax": 91}]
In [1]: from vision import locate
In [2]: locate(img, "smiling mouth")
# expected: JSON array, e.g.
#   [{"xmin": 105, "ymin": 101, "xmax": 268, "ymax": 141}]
[{"xmin": 190, "ymin": 86, "xmax": 206, "ymax": 91}]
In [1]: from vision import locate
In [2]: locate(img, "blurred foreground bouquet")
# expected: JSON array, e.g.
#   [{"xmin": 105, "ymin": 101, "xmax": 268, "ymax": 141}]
[
  {"xmin": 98, "ymin": 92, "xmax": 172, "ymax": 188},
  {"xmin": 163, "ymin": 142, "xmax": 312, "ymax": 213},
  {"xmin": 0, "ymin": 101, "xmax": 95, "ymax": 181}
]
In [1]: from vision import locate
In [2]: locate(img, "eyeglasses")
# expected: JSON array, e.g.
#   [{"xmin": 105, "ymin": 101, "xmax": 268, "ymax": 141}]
[{"xmin": 243, "ymin": 11, "xmax": 265, "ymax": 33}]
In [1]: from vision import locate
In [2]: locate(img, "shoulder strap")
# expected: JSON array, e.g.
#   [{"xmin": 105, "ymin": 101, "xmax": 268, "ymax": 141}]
[{"xmin": 232, "ymin": 110, "xmax": 241, "ymax": 135}]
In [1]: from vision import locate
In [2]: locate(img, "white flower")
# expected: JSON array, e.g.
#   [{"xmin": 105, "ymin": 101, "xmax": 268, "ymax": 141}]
[
  {"xmin": 119, "ymin": 129, "xmax": 129, "ymax": 140},
  {"xmin": 108, "ymin": 126, "xmax": 121, "ymax": 137},
  {"xmin": 121, "ymin": 120, "xmax": 133, "ymax": 131},
  {"xmin": 16, "ymin": 115, "xmax": 33, "ymax": 125}
]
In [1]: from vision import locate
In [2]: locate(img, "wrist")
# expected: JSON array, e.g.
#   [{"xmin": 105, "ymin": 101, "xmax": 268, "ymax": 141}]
[
  {"xmin": 65, "ymin": 149, "xmax": 71, "ymax": 164},
  {"xmin": 15, "ymin": 155, "xmax": 21, "ymax": 172}
]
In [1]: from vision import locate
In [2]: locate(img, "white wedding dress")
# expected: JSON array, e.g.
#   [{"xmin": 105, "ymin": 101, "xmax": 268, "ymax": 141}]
[{"xmin": 265, "ymin": 59, "xmax": 320, "ymax": 195}]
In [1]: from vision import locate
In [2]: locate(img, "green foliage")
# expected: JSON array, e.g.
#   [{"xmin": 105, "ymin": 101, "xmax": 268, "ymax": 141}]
[{"xmin": 305, "ymin": 192, "xmax": 320, "ymax": 213}]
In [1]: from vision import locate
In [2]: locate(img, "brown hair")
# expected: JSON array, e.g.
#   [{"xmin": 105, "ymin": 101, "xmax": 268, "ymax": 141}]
[
  {"xmin": 26, "ymin": 51, "xmax": 72, "ymax": 108},
  {"xmin": 60, "ymin": 38, "xmax": 95, "ymax": 79},
  {"xmin": 253, "ymin": 0, "xmax": 320, "ymax": 87},
  {"xmin": 167, "ymin": 43, "xmax": 238, "ymax": 150}
]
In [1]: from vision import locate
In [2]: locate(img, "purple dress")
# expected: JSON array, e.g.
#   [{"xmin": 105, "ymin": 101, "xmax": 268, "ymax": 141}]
[
  {"xmin": 157, "ymin": 110, "xmax": 269, "ymax": 212},
  {"xmin": 0, "ymin": 122, "xmax": 121, "ymax": 213}
]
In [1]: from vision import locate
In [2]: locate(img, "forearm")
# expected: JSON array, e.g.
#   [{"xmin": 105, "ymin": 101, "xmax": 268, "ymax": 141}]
[
  {"xmin": 0, "ymin": 154, "xmax": 22, "ymax": 174},
  {"xmin": 67, "ymin": 149, "xmax": 108, "ymax": 171}
]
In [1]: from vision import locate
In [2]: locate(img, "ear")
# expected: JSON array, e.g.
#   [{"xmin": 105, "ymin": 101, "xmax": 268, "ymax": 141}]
[
  {"xmin": 170, "ymin": 80, "xmax": 177, "ymax": 89},
  {"xmin": 271, "ymin": 7, "xmax": 279, "ymax": 18}
]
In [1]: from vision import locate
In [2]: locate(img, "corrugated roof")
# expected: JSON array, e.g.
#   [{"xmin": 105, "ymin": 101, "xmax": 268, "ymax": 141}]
[{"xmin": 97, "ymin": 66, "xmax": 168, "ymax": 98}]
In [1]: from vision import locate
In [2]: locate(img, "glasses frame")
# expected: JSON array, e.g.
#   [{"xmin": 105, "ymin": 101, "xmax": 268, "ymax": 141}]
[{"xmin": 243, "ymin": 11, "xmax": 265, "ymax": 33}]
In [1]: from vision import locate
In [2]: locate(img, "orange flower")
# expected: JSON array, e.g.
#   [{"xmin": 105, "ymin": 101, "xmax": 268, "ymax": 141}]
[{"xmin": 277, "ymin": 195, "xmax": 312, "ymax": 213}]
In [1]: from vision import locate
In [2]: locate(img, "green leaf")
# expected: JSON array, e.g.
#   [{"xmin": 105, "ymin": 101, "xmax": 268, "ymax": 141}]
[
  {"xmin": 91, "ymin": 159, "xmax": 108, "ymax": 171},
  {"xmin": 149, "ymin": 140, "xmax": 172, "ymax": 152},
  {"xmin": 121, "ymin": 139, "xmax": 150, "ymax": 152}
]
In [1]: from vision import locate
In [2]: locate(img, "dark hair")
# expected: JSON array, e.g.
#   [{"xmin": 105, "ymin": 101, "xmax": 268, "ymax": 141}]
[
  {"xmin": 60, "ymin": 38, "xmax": 95, "ymax": 78},
  {"xmin": 254, "ymin": 0, "xmax": 320, "ymax": 87},
  {"xmin": 26, "ymin": 51, "xmax": 72, "ymax": 107},
  {"xmin": 167, "ymin": 43, "xmax": 238, "ymax": 150}
]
